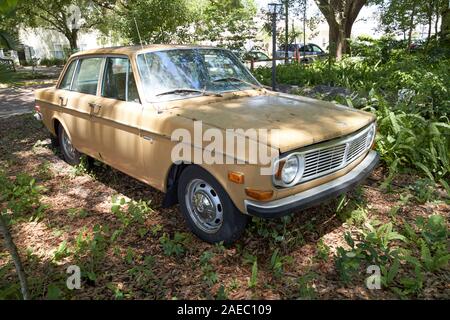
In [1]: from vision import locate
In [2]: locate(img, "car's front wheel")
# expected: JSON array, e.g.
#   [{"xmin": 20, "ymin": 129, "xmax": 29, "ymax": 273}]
[
  {"xmin": 177, "ymin": 165, "xmax": 248, "ymax": 244},
  {"xmin": 58, "ymin": 125, "xmax": 82, "ymax": 165}
]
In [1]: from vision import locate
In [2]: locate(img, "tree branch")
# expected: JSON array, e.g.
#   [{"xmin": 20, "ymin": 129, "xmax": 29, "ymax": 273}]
[{"xmin": 0, "ymin": 214, "xmax": 30, "ymax": 300}]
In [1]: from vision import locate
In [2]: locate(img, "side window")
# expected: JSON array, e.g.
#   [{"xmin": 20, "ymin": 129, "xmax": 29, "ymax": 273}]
[
  {"xmin": 127, "ymin": 63, "xmax": 140, "ymax": 103},
  {"xmin": 312, "ymin": 45, "xmax": 323, "ymax": 53},
  {"xmin": 72, "ymin": 57, "xmax": 103, "ymax": 95},
  {"xmin": 59, "ymin": 60, "xmax": 77, "ymax": 90},
  {"xmin": 102, "ymin": 57, "xmax": 140, "ymax": 103}
]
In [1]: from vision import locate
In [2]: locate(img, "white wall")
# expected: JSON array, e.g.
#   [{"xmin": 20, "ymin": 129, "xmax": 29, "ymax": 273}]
[{"xmin": 19, "ymin": 28, "xmax": 107, "ymax": 60}]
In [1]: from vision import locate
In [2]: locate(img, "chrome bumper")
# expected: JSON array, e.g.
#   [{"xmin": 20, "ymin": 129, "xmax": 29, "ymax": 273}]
[{"xmin": 245, "ymin": 151, "xmax": 379, "ymax": 218}]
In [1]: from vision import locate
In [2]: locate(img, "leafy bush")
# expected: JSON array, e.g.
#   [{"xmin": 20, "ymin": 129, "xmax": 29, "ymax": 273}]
[
  {"xmin": 0, "ymin": 171, "xmax": 45, "ymax": 219},
  {"xmin": 39, "ymin": 57, "xmax": 66, "ymax": 67},
  {"xmin": 335, "ymin": 215, "xmax": 449, "ymax": 297},
  {"xmin": 252, "ymin": 46, "xmax": 450, "ymax": 182}
]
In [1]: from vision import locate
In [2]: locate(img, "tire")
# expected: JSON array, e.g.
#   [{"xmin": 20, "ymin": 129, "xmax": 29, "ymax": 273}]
[
  {"xmin": 177, "ymin": 165, "xmax": 248, "ymax": 244},
  {"xmin": 58, "ymin": 125, "xmax": 82, "ymax": 166}
]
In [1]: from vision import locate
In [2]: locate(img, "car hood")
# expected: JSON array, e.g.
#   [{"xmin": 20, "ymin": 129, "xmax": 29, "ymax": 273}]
[{"xmin": 163, "ymin": 92, "xmax": 376, "ymax": 153}]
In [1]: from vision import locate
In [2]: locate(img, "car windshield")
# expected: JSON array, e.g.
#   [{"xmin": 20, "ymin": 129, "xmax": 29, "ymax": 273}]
[{"xmin": 136, "ymin": 48, "xmax": 261, "ymax": 102}]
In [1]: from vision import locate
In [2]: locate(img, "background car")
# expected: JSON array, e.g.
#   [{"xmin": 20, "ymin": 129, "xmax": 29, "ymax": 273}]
[{"xmin": 276, "ymin": 43, "xmax": 327, "ymax": 63}]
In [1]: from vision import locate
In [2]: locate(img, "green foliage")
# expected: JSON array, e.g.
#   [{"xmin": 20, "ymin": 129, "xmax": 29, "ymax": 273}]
[
  {"xmin": 270, "ymin": 248, "xmax": 293, "ymax": 277},
  {"xmin": 73, "ymin": 225, "xmax": 109, "ymax": 282},
  {"xmin": 297, "ymin": 272, "xmax": 317, "ymax": 299},
  {"xmin": 39, "ymin": 57, "xmax": 66, "ymax": 67},
  {"xmin": 315, "ymin": 239, "xmax": 330, "ymax": 262},
  {"xmin": 335, "ymin": 214, "xmax": 449, "ymax": 297},
  {"xmin": 159, "ymin": 232, "xmax": 190, "ymax": 257},
  {"xmin": 110, "ymin": 196, "xmax": 152, "ymax": 230},
  {"xmin": 0, "ymin": 171, "xmax": 45, "ymax": 220},
  {"xmin": 103, "ymin": 0, "xmax": 257, "ymax": 50},
  {"xmin": 248, "ymin": 259, "xmax": 258, "ymax": 289},
  {"xmin": 253, "ymin": 42, "xmax": 450, "ymax": 182},
  {"xmin": 200, "ymin": 251, "xmax": 218, "ymax": 286}
]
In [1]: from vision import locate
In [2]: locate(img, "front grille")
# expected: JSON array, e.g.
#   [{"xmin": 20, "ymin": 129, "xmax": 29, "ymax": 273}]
[
  {"xmin": 274, "ymin": 123, "xmax": 375, "ymax": 187},
  {"xmin": 300, "ymin": 126, "xmax": 372, "ymax": 183},
  {"xmin": 303, "ymin": 144, "xmax": 347, "ymax": 179}
]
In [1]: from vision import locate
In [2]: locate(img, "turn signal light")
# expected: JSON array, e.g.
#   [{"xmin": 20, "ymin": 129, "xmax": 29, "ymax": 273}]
[
  {"xmin": 228, "ymin": 171, "xmax": 245, "ymax": 184},
  {"xmin": 274, "ymin": 160, "xmax": 285, "ymax": 180},
  {"xmin": 245, "ymin": 188, "xmax": 274, "ymax": 201}
]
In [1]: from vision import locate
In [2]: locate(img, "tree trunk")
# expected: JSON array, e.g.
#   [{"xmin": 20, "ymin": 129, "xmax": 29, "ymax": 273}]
[
  {"xmin": 68, "ymin": 29, "xmax": 79, "ymax": 52},
  {"xmin": 441, "ymin": 0, "xmax": 450, "ymax": 44},
  {"xmin": 0, "ymin": 214, "xmax": 30, "ymax": 300},
  {"xmin": 427, "ymin": 2, "xmax": 433, "ymax": 42},
  {"xmin": 407, "ymin": 2, "xmax": 417, "ymax": 50},
  {"xmin": 435, "ymin": 0, "xmax": 440, "ymax": 41},
  {"xmin": 315, "ymin": 0, "xmax": 366, "ymax": 60}
]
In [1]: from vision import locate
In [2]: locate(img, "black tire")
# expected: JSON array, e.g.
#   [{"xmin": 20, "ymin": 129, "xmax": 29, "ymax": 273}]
[
  {"xmin": 177, "ymin": 165, "xmax": 248, "ymax": 244},
  {"xmin": 58, "ymin": 125, "xmax": 82, "ymax": 166}
]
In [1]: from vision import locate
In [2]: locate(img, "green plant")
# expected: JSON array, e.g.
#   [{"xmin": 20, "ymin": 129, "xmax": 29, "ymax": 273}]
[
  {"xmin": 69, "ymin": 155, "xmax": 90, "ymax": 177},
  {"xmin": 111, "ymin": 196, "xmax": 152, "ymax": 229},
  {"xmin": 52, "ymin": 240, "xmax": 70, "ymax": 262},
  {"xmin": 159, "ymin": 232, "xmax": 190, "ymax": 257},
  {"xmin": 270, "ymin": 248, "xmax": 293, "ymax": 277},
  {"xmin": 200, "ymin": 251, "xmax": 218, "ymax": 286},
  {"xmin": 315, "ymin": 239, "xmax": 330, "ymax": 262},
  {"xmin": 248, "ymin": 259, "xmax": 258, "ymax": 289},
  {"xmin": 0, "ymin": 171, "xmax": 45, "ymax": 220},
  {"xmin": 297, "ymin": 272, "xmax": 317, "ymax": 299}
]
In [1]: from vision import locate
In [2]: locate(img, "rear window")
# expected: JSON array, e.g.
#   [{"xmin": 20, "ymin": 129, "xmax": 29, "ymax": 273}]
[{"xmin": 72, "ymin": 58, "xmax": 103, "ymax": 95}]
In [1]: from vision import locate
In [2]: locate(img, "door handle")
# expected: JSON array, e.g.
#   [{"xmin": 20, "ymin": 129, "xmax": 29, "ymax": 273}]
[
  {"xmin": 88, "ymin": 102, "xmax": 102, "ymax": 114},
  {"xmin": 58, "ymin": 96, "xmax": 68, "ymax": 107}
]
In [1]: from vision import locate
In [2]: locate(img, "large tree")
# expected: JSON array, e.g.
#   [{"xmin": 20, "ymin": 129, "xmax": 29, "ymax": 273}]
[
  {"xmin": 314, "ymin": 0, "xmax": 367, "ymax": 59},
  {"xmin": 195, "ymin": 0, "xmax": 258, "ymax": 49},
  {"xmin": 15, "ymin": 0, "xmax": 107, "ymax": 52}
]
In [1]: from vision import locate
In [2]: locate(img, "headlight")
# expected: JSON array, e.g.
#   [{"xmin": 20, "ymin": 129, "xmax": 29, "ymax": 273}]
[
  {"xmin": 366, "ymin": 123, "xmax": 376, "ymax": 148},
  {"xmin": 281, "ymin": 155, "xmax": 300, "ymax": 184}
]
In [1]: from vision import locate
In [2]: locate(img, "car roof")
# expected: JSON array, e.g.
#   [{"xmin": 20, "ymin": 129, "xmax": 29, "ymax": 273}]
[{"xmin": 70, "ymin": 44, "xmax": 220, "ymax": 58}]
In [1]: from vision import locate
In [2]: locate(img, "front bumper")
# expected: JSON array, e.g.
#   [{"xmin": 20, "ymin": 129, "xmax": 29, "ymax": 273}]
[{"xmin": 245, "ymin": 150, "xmax": 379, "ymax": 218}]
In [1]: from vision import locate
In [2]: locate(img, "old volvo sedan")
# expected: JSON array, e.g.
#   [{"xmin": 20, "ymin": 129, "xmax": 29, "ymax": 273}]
[{"xmin": 34, "ymin": 45, "xmax": 379, "ymax": 244}]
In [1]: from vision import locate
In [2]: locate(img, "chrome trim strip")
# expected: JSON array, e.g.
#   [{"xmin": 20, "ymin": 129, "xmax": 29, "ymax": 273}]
[{"xmin": 247, "ymin": 150, "xmax": 378, "ymax": 213}]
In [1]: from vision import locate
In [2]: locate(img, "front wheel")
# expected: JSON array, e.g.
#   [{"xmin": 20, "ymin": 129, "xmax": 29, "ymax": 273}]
[
  {"xmin": 177, "ymin": 166, "xmax": 248, "ymax": 244},
  {"xmin": 58, "ymin": 125, "xmax": 82, "ymax": 165}
]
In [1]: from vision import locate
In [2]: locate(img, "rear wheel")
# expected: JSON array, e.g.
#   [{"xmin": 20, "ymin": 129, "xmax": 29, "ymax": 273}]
[
  {"xmin": 178, "ymin": 166, "xmax": 248, "ymax": 244},
  {"xmin": 58, "ymin": 125, "xmax": 81, "ymax": 165}
]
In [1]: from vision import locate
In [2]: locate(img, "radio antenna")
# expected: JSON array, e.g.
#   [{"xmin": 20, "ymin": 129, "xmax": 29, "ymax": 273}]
[{"xmin": 134, "ymin": 17, "xmax": 145, "ymax": 49}]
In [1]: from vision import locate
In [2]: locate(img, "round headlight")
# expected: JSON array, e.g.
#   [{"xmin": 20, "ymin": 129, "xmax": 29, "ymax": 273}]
[
  {"xmin": 366, "ymin": 124, "xmax": 376, "ymax": 147},
  {"xmin": 281, "ymin": 155, "xmax": 299, "ymax": 184}
]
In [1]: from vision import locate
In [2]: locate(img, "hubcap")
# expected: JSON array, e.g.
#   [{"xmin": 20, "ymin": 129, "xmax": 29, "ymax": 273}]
[
  {"xmin": 185, "ymin": 179, "xmax": 223, "ymax": 234},
  {"xmin": 61, "ymin": 130, "xmax": 76, "ymax": 159}
]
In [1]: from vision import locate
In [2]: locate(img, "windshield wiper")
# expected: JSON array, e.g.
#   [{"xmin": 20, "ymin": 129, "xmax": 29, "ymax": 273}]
[
  {"xmin": 212, "ymin": 77, "xmax": 262, "ymax": 90},
  {"xmin": 155, "ymin": 88, "xmax": 222, "ymax": 97}
]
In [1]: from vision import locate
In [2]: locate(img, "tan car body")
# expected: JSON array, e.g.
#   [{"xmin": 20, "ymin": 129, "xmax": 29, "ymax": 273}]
[{"xmin": 35, "ymin": 45, "xmax": 376, "ymax": 214}]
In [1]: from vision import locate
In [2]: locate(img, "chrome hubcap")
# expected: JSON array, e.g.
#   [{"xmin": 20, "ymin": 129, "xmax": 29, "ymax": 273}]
[
  {"xmin": 185, "ymin": 179, "xmax": 223, "ymax": 234},
  {"xmin": 61, "ymin": 130, "xmax": 76, "ymax": 158}
]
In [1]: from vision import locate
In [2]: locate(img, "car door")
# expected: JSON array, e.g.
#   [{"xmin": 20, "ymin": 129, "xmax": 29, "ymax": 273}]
[
  {"xmin": 92, "ymin": 56, "xmax": 144, "ymax": 179},
  {"xmin": 57, "ymin": 57, "xmax": 104, "ymax": 156}
]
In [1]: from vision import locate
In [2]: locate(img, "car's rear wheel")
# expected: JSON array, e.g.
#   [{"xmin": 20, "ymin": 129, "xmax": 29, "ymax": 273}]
[
  {"xmin": 58, "ymin": 125, "xmax": 81, "ymax": 165},
  {"xmin": 177, "ymin": 165, "xmax": 248, "ymax": 244}
]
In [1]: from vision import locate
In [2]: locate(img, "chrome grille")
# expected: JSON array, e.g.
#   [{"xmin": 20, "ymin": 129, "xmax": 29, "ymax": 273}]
[
  {"xmin": 303, "ymin": 144, "xmax": 346, "ymax": 179},
  {"xmin": 274, "ymin": 123, "xmax": 375, "ymax": 187}
]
